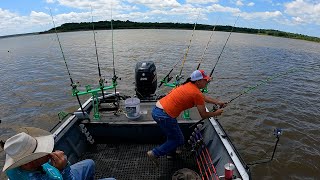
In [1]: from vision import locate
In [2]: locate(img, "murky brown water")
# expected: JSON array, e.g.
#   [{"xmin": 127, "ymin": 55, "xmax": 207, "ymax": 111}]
[{"xmin": 0, "ymin": 29, "xmax": 319, "ymax": 179}]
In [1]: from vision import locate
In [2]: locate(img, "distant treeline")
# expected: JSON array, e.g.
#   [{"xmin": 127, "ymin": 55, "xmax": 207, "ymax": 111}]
[{"xmin": 42, "ymin": 20, "xmax": 320, "ymax": 43}]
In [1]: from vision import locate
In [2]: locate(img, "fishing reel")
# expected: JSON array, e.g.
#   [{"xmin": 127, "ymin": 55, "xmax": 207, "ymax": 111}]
[
  {"xmin": 112, "ymin": 74, "xmax": 121, "ymax": 82},
  {"xmin": 98, "ymin": 78, "xmax": 105, "ymax": 87},
  {"xmin": 211, "ymin": 104, "xmax": 219, "ymax": 112},
  {"xmin": 71, "ymin": 82, "xmax": 81, "ymax": 95},
  {"xmin": 71, "ymin": 81, "xmax": 80, "ymax": 88},
  {"xmin": 158, "ymin": 75, "xmax": 172, "ymax": 88},
  {"xmin": 175, "ymin": 74, "xmax": 184, "ymax": 84}
]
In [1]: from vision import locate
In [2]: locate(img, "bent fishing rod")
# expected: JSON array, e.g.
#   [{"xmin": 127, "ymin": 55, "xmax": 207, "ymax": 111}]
[
  {"xmin": 190, "ymin": 68, "xmax": 296, "ymax": 128},
  {"xmin": 196, "ymin": 17, "xmax": 220, "ymax": 70},
  {"xmin": 49, "ymin": 9, "xmax": 87, "ymax": 117},
  {"xmin": 227, "ymin": 68, "xmax": 296, "ymax": 104},
  {"xmin": 91, "ymin": 6, "xmax": 105, "ymax": 99},
  {"xmin": 158, "ymin": 12, "xmax": 200, "ymax": 88},
  {"xmin": 209, "ymin": 15, "xmax": 239, "ymax": 77}
]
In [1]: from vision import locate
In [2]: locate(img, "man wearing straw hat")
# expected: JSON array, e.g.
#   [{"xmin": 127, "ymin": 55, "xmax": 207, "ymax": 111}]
[{"xmin": 2, "ymin": 127, "xmax": 115, "ymax": 180}]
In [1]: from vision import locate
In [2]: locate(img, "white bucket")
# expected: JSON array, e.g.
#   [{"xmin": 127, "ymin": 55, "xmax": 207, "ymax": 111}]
[{"xmin": 125, "ymin": 97, "xmax": 141, "ymax": 120}]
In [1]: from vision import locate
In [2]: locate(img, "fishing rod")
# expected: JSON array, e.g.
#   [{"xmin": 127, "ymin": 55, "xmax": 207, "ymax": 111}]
[
  {"xmin": 193, "ymin": 125, "xmax": 219, "ymax": 179},
  {"xmin": 110, "ymin": 4, "xmax": 120, "ymax": 107},
  {"xmin": 158, "ymin": 12, "xmax": 200, "ymax": 88},
  {"xmin": 49, "ymin": 9, "xmax": 87, "ymax": 117},
  {"xmin": 91, "ymin": 6, "xmax": 105, "ymax": 99},
  {"xmin": 190, "ymin": 68, "xmax": 296, "ymax": 128},
  {"xmin": 209, "ymin": 15, "xmax": 240, "ymax": 77},
  {"xmin": 227, "ymin": 68, "xmax": 296, "ymax": 104},
  {"xmin": 178, "ymin": 11, "xmax": 200, "ymax": 78},
  {"xmin": 188, "ymin": 139, "xmax": 205, "ymax": 180},
  {"xmin": 189, "ymin": 105, "xmax": 219, "ymax": 129},
  {"xmin": 196, "ymin": 17, "xmax": 220, "ymax": 70},
  {"xmin": 158, "ymin": 62, "xmax": 179, "ymax": 88}
]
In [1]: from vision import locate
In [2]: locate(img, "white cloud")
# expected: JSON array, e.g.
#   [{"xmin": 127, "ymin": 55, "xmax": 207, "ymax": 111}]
[
  {"xmin": 127, "ymin": 0, "xmax": 181, "ymax": 9},
  {"xmin": 240, "ymin": 11, "xmax": 282, "ymax": 20},
  {"xmin": 292, "ymin": 16, "xmax": 304, "ymax": 24},
  {"xmin": 207, "ymin": 4, "xmax": 240, "ymax": 14},
  {"xmin": 57, "ymin": 0, "xmax": 104, "ymax": 9},
  {"xmin": 54, "ymin": 0, "xmax": 179, "ymax": 19},
  {"xmin": 0, "ymin": 0, "xmax": 319, "ymax": 37},
  {"xmin": 247, "ymin": 2, "xmax": 254, "ymax": 6},
  {"xmin": 284, "ymin": 0, "xmax": 320, "ymax": 25},
  {"xmin": 46, "ymin": 0, "xmax": 56, "ymax": 3},
  {"xmin": 53, "ymin": 11, "xmax": 92, "ymax": 25},
  {"xmin": 236, "ymin": 0, "xmax": 244, "ymax": 6},
  {"xmin": 0, "ymin": 8, "xmax": 17, "ymax": 20},
  {"xmin": 0, "ymin": 8, "xmax": 53, "ymax": 36},
  {"xmin": 30, "ymin": 11, "xmax": 51, "ymax": 23},
  {"xmin": 186, "ymin": 0, "xmax": 219, "ymax": 4}
]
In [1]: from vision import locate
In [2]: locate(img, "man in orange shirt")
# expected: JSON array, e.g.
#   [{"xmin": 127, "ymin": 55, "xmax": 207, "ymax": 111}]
[{"xmin": 147, "ymin": 70, "xmax": 226, "ymax": 165}]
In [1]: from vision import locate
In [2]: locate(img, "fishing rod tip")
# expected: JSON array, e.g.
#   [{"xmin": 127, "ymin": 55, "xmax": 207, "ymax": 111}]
[{"xmin": 274, "ymin": 128, "xmax": 282, "ymax": 137}]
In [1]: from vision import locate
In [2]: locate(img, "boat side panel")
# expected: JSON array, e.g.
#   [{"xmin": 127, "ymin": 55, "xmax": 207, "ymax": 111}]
[
  {"xmin": 53, "ymin": 118, "xmax": 89, "ymax": 164},
  {"xmin": 203, "ymin": 119, "xmax": 251, "ymax": 180},
  {"xmin": 83, "ymin": 122, "xmax": 194, "ymax": 144}
]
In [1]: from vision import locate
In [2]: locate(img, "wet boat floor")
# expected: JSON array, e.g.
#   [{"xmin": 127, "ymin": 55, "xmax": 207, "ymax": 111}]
[{"xmin": 79, "ymin": 143, "xmax": 199, "ymax": 180}]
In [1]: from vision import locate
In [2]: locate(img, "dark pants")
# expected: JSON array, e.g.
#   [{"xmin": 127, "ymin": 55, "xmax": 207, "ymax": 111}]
[{"xmin": 151, "ymin": 106, "xmax": 185, "ymax": 157}]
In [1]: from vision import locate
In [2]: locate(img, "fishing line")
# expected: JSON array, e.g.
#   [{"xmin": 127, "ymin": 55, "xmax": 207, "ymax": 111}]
[
  {"xmin": 196, "ymin": 16, "xmax": 220, "ymax": 70},
  {"xmin": 90, "ymin": 6, "xmax": 105, "ymax": 99},
  {"xmin": 179, "ymin": 11, "xmax": 201, "ymax": 77},
  {"xmin": 190, "ymin": 68, "xmax": 296, "ymax": 129},
  {"xmin": 158, "ymin": 11, "xmax": 200, "ymax": 88},
  {"xmin": 209, "ymin": 15, "xmax": 240, "ymax": 77},
  {"xmin": 227, "ymin": 68, "xmax": 296, "ymax": 104},
  {"xmin": 49, "ymin": 9, "xmax": 86, "ymax": 116}
]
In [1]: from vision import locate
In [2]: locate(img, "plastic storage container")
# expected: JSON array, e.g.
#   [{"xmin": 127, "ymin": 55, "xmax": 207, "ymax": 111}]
[{"xmin": 125, "ymin": 98, "xmax": 141, "ymax": 120}]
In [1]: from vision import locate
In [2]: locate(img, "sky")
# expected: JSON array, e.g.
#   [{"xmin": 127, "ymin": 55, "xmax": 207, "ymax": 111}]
[{"xmin": 0, "ymin": 0, "xmax": 320, "ymax": 37}]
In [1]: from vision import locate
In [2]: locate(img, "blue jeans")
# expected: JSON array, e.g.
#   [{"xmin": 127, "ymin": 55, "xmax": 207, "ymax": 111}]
[
  {"xmin": 151, "ymin": 106, "xmax": 185, "ymax": 157},
  {"xmin": 71, "ymin": 159, "xmax": 116, "ymax": 180}
]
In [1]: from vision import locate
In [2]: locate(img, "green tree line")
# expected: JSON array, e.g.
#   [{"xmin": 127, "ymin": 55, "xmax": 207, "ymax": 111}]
[{"xmin": 42, "ymin": 20, "xmax": 320, "ymax": 43}]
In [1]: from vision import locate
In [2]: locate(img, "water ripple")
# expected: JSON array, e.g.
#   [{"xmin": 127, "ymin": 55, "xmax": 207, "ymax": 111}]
[{"xmin": 0, "ymin": 30, "xmax": 319, "ymax": 179}]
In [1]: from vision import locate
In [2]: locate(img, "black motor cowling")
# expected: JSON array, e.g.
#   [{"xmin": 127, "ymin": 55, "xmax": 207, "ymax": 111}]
[{"xmin": 135, "ymin": 61, "xmax": 157, "ymax": 98}]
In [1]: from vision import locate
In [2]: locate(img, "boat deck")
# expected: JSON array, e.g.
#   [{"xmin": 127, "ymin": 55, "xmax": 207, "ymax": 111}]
[
  {"xmin": 97, "ymin": 101, "xmax": 202, "ymax": 123},
  {"xmin": 79, "ymin": 143, "xmax": 199, "ymax": 180},
  {"xmin": 77, "ymin": 98, "xmax": 207, "ymax": 179}
]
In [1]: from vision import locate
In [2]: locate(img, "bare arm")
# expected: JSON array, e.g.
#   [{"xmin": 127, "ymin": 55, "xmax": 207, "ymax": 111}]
[
  {"xmin": 204, "ymin": 95, "xmax": 227, "ymax": 107},
  {"xmin": 196, "ymin": 104, "xmax": 224, "ymax": 119}
]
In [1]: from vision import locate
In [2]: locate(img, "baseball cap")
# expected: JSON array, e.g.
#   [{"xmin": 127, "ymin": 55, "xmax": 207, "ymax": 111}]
[{"xmin": 190, "ymin": 70, "xmax": 210, "ymax": 81}]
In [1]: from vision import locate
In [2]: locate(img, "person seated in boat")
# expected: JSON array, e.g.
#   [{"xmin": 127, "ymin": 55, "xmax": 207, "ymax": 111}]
[
  {"xmin": 147, "ymin": 69, "xmax": 226, "ymax": 164},
  {"xmin": 2, "ymin": 127, "xmax": 116, "ymax": 180}
]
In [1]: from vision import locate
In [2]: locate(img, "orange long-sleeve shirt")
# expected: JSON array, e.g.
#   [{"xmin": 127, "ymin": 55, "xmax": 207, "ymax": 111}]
[{"xmin": 159, "ymin": 82, "xmax": 205, "ymax": 118}]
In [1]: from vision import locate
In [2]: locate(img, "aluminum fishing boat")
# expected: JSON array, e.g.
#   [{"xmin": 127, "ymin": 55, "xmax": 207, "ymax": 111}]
[{"xmin": 51, "ymin": 61, "xmax": 251, "ymax": 180}]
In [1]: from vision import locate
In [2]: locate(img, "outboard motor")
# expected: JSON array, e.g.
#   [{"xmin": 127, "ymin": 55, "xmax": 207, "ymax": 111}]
[{"xmin": 135, "ymin": 61, "xmax": 157, "ymax": 99}]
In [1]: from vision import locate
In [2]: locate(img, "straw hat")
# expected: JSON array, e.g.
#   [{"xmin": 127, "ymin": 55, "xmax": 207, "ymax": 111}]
[
  {"xmin": 2, "ymin": 127, "xmax": 54, "ymax": 172},
  {"xmin": 172, "ymin": 168, "xmax": 201, "ymax": 180}
]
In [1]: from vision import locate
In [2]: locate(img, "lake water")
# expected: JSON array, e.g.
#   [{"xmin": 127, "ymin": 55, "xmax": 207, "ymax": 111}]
[{"xmin": 0, "ymin": 29, "xmax": 319, "ymax": 179}]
